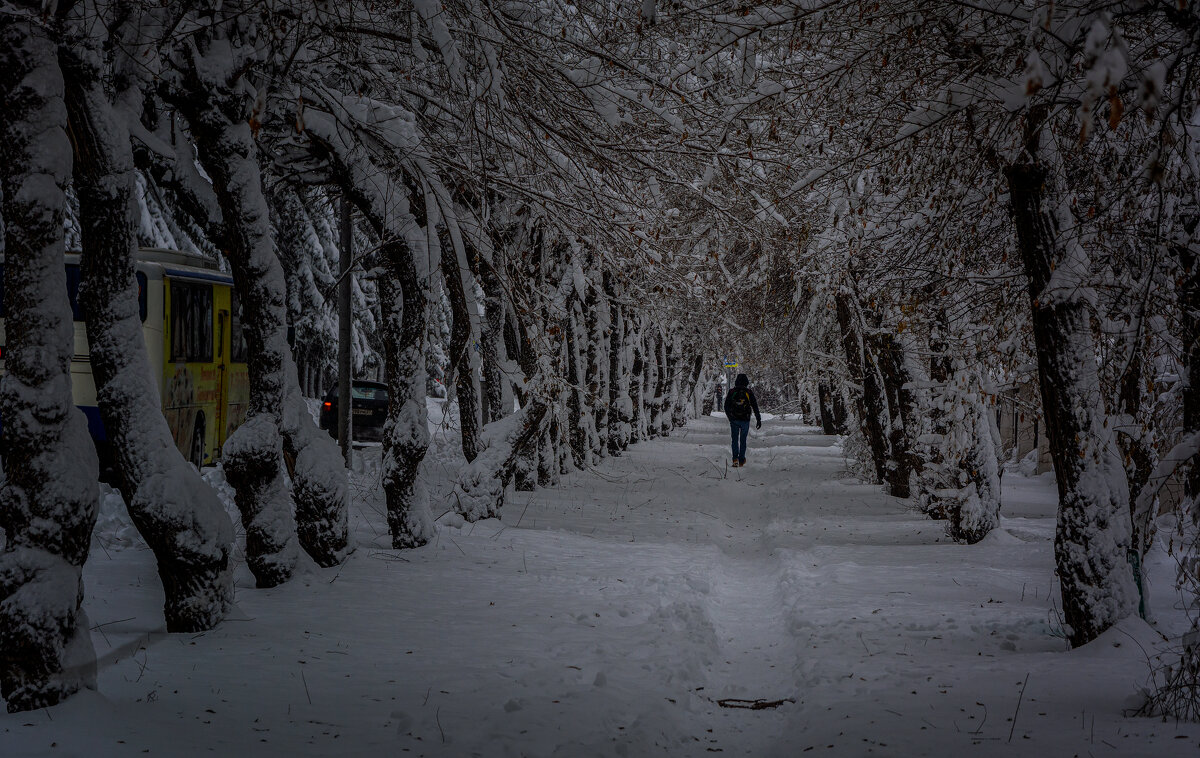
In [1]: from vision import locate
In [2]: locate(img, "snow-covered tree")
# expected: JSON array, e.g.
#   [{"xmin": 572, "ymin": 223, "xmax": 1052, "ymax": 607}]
[
  {"xmin": 0, "ymin": 12, "xmax": 99, "ymax": 712},
  {"xmin": 60, "ymin": 1, "xmax": 235, "ymax": 632}
]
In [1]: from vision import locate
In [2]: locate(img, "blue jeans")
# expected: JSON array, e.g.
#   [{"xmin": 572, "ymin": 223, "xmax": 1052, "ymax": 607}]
[{"xmin": 730, "ymin": 419, "xmax": 750, "ymax": 462}]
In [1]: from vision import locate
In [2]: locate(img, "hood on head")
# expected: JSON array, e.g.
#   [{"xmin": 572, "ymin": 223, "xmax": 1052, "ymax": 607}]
[{"xmin": 735, "ymin": 373, "xmax": 749, "ymax": 387}]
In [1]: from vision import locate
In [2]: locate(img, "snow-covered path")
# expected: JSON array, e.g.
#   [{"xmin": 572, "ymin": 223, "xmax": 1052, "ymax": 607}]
[{"xmin": 2, "ymin": 416, "xmax": 1196, "ymax": 757}]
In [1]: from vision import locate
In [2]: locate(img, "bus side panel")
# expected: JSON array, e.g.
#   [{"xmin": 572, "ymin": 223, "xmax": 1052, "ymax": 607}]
[
  {"xmin": 143, "ymin": 265, "xmax": 165, "ymax": 399},
  {"xmin": 162, "ymin": 281, "xmax": 195, "ymax": 457},
  {"xmin": 161, "ymin": 278, "xmax": 223, "ymax": 465}
]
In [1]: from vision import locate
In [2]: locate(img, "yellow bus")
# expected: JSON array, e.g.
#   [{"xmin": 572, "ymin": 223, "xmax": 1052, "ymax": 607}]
[{"xmin": 0, "ymin": 248, "xmax": 249, "ymax": 469}]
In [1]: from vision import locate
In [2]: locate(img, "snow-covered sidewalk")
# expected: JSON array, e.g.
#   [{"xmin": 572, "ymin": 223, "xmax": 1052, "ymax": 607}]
[{"xmin": 2, "ymin": 416, "xmax": 1196, "ymax": 756}]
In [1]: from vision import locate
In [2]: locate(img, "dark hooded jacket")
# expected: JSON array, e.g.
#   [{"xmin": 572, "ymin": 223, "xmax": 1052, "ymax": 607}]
[{"xmin": 723, "ymin": 374, "xmax": 761, "ymax": 423}]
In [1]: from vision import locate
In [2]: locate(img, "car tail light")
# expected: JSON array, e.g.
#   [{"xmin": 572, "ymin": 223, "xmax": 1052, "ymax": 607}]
[{"xmin": 323, "ymin": 401, "xmax": 332, "ymax": 409}]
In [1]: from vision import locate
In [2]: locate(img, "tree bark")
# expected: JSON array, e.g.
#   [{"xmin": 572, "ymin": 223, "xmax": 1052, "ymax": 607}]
[
  {"xmin": 677, "ymin": 352, "xmax": 704, "ymax": 428},
  {"xmin": 1117, "ymin": 341, "xmax": 1155, "ymax": 558},
  {"xmin": 537, "ymin": 422, "xmax": 556, "ymax": 486},
  {"xmin": 280, "ymin": 358, "xmax": 352, "ymax": 563},
  {"xmin": 604, "ymin": 272, "xmax": 627, "ymax": 455},
  {"xmin": 379, "ymin": 237, "xmax": 435, "ymax": 548},
  {"xmin": 442, "ymin": 237, "xmax": 481, "ymax": 462},
  {"xmin": 61, "ymin": 32, "xmax": 235, "ymax": 631},
  {"xmin": 835, "ymin": 292, "xmax": 890, "ymax": 484},
  {"xmin": 454, "ymin": 398, "xmax": 550, "ymax": 521},
  {"xmin": 629, "ymin": 319, "xmax": 646, "ymax": 442},
  {"xmin": 873, "ymin": 329, "xmax": 918, "ymax": 498},
  {"xmin": 661, "ymin": 333, "xmax": 679, "ymax": 436},
  {"xmin": 566, "ymin": 298, "xmax": 589, "ymax": 468},
  {"xmin": 587, "ymin": 275, "xmax": 609, "ymax": 457},
  {"xmin": 506, "ymin": 287, "xmax": 540, "ymax": 491},
  {"xmin": 172, "ymin": 71, "xmax": 298, "ymax": 588},
  {"xmin": 817, "ymin": 383, "xmax": 838, "ymax": 435},
  {"xmin": 647, "ymin": 329, "xmax": 664, "ymax": 438},
  {"xmin": 915, "ymin": 303, "xmax": 954, "ymax": 520},
  {"xmin": 479, "ymin": 254, "xmax": 507, "ymax": 425},
  {"xmin": 0, "ymin": 17, "xmax": 99, "ymax": 711},
  {"xmin": 1006, "ymin": 142, "xmax": 1136, "ymax": 647},
  {"xmin": 831, "ymin": 390, "xmax": 848, "ymax": 433},
  {"xmin": 944, "ymin": 369, "xmax": 1002, "ymax": 544}
]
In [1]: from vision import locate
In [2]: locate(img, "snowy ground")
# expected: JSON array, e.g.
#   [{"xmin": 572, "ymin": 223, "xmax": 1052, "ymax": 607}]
[{"xmin": 2, "ymin": 414, "xmax": 1197, "ymax": 757}]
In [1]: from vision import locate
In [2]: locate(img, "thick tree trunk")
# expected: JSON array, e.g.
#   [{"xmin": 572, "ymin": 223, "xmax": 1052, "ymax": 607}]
[
  {"xmin": 479, "ymin": 257, "xmax": 507, "ymax": 425},
  {"xmin": 507, "ymin": 294, "xmax": 540, "ymax": 491},
  {"xmin": 556, "ymin": 339, "xmax": 573, "ymax": 475},
  {"xmin": 831, "ymin": 391, "xmax": 848, "ymax": 432},
  {"xmin": 605, "ymin": 273, "xmax": 628, "ymax": 455},
  {"xmin": 1117, "ymin": 344, "xmax": 1155, "ymax": 558},
  {"xmin": 629, "ymin": 321, "xmax": 646, "ymax": 442},
  {"xmin": 0, "ymin": 18, "xmax": 99, "ymax": 711},
  {"xmin": 646, "ymin": 329, "xmax": 663, "ymax": 438},
  {"xmin": 677, "ymin": 352, "xmax": 704, "ymax": 427},
  {"xmin": 537, "ymin": 423, "xmax": 556, "ymax": 486},
  {"xmin": 504, "ymin": 310, "xmax": 524, "ymax": 399},
  {"xmin": 587, "ymin": 278, "xmax": 609, "ymax": 457},
  {"xmin": 442, "ymin": 238, "xmax": 481, "ymax": 462},
  {"xmin": 454, "ymin": 397, "xmax": 550, "ymax": 521},
  {"xmin": 514, "ymin": 438, "xmax": 538, "ymax": 492},
  {"xmin": 149, "ymin": 130, "xmax": 347, "ymax": 572},
  {"xmin": 61, "ymin": 37, "xmax": 235, "ymax": 631},
  {"xmin": 661, "ymin": 334, "xmax": 679, "ymax": 436},
  {"xmin": 817, "ymin": 383, "xmax": 838, "ymax": 435},
  {"xmin": 1111, "ymin": 341, "xmax": 1150, "ymax": 626},
  {"xmin": 914, "ymin": 304, "xmax": 954, "ymax": 520},
  {"xmin": 566, "ymin": 299, "xmax": 589, "ymax": 468},
  {"xmin": 835, "ymin": 292, "xmax": 890, "ymax": 484},
  {"xmin": 1007, "ymin": 146, "xmax": 1136, "ymax": 647},
  {"xmin": 379, "ymin": 238, "xmax": 435, "ymax": 548},
  {"xmin": 280, "ymin": 358, "xmax": 352, "ymax": 563},
  {"xmin": 873, "ymin": 329, "xmax": 918, "ymax": 498},
  {"xmin": 175, "ymin": 86, "xmax": 297, "ymax": 589},
  {"xmin": 943, "ymin": 369, "xmax": 1002, "ymax": 544}
]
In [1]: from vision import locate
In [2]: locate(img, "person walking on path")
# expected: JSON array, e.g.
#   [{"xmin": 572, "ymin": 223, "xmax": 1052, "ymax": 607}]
[{"xmin": 724, "ymin": 373, "xmax": 761, "ymax": 467}]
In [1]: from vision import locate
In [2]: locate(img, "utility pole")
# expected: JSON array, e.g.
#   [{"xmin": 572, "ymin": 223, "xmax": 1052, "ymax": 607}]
[{"xmin": 338, "ymin": 196, "xmax": 353, "ymax": 467}]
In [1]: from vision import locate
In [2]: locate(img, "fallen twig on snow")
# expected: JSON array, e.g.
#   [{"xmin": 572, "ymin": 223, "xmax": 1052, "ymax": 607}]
[
  {"xmin": 716, "ymin": 697, "xmax": 795, "ymax": 710},
  {"xmin": 1008, "ymin": 673, "xmax": 1029, "ymax": 742}
]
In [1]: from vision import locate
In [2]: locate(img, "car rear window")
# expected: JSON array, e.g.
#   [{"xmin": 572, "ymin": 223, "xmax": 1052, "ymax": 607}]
[{"xmin": 351, "ymin": 386, "xmax": 386, "ymax": 401}]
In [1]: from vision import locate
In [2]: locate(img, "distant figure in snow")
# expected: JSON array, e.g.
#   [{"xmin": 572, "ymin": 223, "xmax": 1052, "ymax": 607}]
[{"xmin": 724, "ymin": 373, "xmax": 761, "ymax": 468}]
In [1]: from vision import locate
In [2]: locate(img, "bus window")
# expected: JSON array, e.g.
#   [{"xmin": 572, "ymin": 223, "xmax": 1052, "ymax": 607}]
[
  {"xmin": 230, "ymin": 289, "xmax": 248, "ymax": 363},
  {"xmin": 170, "ymin": 281, "xmax": 213, "ymax": 362}
]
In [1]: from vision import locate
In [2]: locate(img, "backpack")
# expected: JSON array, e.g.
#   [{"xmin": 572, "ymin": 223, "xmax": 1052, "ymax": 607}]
[{"xmin": 730, "ymin": 389, "xmax": 750, "ymax": 413}]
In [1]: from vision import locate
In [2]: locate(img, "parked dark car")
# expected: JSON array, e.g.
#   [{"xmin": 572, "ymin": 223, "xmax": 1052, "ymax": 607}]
[{"xmin": 319, "ymin": 381, "xmax": 388, "ymax": 442}]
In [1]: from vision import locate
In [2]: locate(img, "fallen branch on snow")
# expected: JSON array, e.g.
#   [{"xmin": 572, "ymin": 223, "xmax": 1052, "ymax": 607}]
[{"xmin": 716, "ymin": 697, "xmax": 796, "ymax": 710}]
